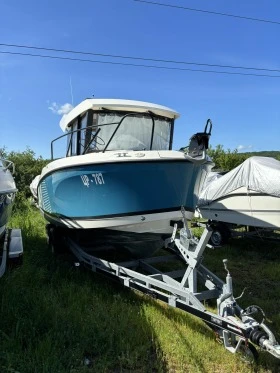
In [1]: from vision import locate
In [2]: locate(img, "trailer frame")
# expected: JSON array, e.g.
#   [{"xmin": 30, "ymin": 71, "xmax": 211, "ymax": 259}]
[{"xmin": 47, "ymin": 216, "xmax": 280, "ymax": 361}]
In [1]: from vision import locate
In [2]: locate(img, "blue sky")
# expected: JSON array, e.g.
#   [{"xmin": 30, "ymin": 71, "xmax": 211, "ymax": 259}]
[{"xmin": 0, "ymin": 0, "xmax": 279, "ymax": 158}]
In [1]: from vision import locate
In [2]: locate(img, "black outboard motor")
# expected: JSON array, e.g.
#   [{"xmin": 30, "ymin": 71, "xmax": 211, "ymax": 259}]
[{"xmin": 188, "ymin": 119, "xmax": 212, "ymax": 158}]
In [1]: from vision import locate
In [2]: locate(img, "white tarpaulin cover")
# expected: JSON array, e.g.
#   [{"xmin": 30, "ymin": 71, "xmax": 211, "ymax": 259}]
[
  {"xmin": 198, "ymin": 156, "xmax": 280, "ymax": 206},
  {"xmin": 0, "ymin": 162, "xmax": 16, "ymax": 193}
]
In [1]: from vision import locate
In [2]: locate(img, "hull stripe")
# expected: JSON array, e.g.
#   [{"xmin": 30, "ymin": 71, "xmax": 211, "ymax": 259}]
[{"xmin": 43, "ymin": 206, "xmax": 194, "ymax": 220}]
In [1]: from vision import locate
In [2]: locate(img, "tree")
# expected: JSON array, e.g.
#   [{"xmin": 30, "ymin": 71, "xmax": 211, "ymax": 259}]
[
  {"xmin": 1, "ymin": 148, "xmax": 49, "ymax": 206},
  {"xmin": 207, "ymin": 145, "xmax": 247, "ymax": 171}
]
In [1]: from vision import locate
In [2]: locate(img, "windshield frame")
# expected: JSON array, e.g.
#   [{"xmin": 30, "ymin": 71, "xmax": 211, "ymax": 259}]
[
  {"xmin": 50, "ymin": 109, "xmax": 175, "ymax": 159},
  {"xmin": 92, "ymin": 109, "xmax": 174, "ymax": 153}
]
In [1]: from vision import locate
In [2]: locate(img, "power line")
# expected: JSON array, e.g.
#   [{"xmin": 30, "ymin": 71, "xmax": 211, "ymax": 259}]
[
  {"xmin": 1, "ymin": 42, "xmax": 280, "ymax": 73},
  {"xmin": 1, "ymin": 50, "xmax": 280, "ymax": 78},
  {"xmin": 134, "ymin": 0, "xmax": 280, "ymax": 25}
]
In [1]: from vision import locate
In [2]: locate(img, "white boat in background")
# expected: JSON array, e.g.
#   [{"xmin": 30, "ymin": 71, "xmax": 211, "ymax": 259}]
[
  {"xmin": 197, "ymin": 156, "xmax": 280, "ymax": 229},
  {"xmin": 0, "ymin": 158, "xmax": 23, "ymax": 277},
  {"xmin": 0, "ymin": 159, "xmax": 17, "ymax": 238},
  {"xmin": 34, "ymin": 98, "xmax": 213, "ymax": 257}
]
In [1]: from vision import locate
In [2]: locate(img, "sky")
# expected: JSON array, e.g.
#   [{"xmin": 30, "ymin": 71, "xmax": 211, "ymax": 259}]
[{"xmin": 0, "ymin": 0, "xmax": 279, "ymax": 159}]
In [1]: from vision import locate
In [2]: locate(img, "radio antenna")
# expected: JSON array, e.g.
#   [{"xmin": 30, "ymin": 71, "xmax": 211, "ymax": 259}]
[{"xmin": 69, "ymin": 76, "xmax": 74, "ymax": 105}]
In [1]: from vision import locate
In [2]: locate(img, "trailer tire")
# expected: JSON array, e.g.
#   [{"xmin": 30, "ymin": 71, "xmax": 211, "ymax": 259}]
[
  {"xmin": 46, "ymin": 225, "xmax": 68, "ymax": 254},
  {"xmin": 209, "ymin": 223, "xmax": 231, "ymax": 247},
  {"xmin": 209, "ymin": 229, "xmax": 223, "ymax": 246}
]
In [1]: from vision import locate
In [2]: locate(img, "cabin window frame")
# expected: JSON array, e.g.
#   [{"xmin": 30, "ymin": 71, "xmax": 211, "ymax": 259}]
[
  {"xmin": 78, "ymin": 112, "xmax": 90, "ymax": 155},
  {"xmin": 51, "ymin": 109, "xmax": 175, "ymax": 159},
  {"xmin": 85, "ymin": 110, "xmax": 175, "ymax": 152}
]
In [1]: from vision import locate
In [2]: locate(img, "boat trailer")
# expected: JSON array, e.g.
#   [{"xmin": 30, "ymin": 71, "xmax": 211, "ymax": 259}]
[
  {"xmin": 0, "ymin": 229, "xmax": 23, "ymax": 278},
  {"xmin": 48, "ymin": 212, "xmax": 280, "ymax": 361}
]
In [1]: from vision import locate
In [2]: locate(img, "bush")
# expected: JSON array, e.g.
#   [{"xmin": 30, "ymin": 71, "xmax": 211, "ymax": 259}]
[
  {"xmin": 207, "ymin": 145, "xmax": 247, "ymax": 171},
  {"xmin": 0, "ymin": 147, "xmax": 48, "ymax": 209}
]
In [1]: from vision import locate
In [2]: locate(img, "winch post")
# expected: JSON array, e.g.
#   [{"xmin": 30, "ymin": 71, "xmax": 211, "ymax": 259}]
[{"xmin": 173, "ymin": 225, "xmax": 213, "ymax": 291}]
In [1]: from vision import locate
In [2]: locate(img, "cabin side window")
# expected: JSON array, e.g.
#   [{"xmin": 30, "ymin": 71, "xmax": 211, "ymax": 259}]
[
  {"xmin": 79, "ymin": 113, "xmax": 88, "ymax": 154},
  {"xmin": 71, "ymin": 121, "xmax": 78, "ymax": 155},
  {"xmin": 82, "ymin": 113, "xmax": 99, "ymax": 153},
  {"xmin": 152, "ymin": 118, "xmax": 172, "ymax": 150},
  {"xmin": 66, "ymin": 119, "xmax": 79, "ymax": 156}
]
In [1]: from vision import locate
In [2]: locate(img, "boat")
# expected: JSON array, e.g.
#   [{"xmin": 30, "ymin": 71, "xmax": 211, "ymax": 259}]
[
  {"xmin": 0, "ymin": 159, "xmax": 17, "ymax": 239},
  {"xmin": 0, "ymin": 158, "xmax": 23, "ymax": 277},
  {"xmin": 36, "ymin": 98, "xmax": 213, "ymax": 257},
  {"xmin": 197, "ymin": 156, "xmax": 280, "ymax": 230}
]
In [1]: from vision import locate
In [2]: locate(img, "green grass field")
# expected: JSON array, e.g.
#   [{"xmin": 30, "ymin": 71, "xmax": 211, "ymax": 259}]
[{"xmin": 0, "ymin": 206, "xmax": 279, "ymax": 372}]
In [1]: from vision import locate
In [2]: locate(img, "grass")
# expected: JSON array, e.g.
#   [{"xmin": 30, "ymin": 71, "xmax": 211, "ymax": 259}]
[{"xmin": 0, "ymin": 205, "xmax": 279, "ymax": 372}]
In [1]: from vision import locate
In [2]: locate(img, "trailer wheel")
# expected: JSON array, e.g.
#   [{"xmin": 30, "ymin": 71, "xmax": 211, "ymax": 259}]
[
  {"xmin": 46, "ymin": 225, "xmax": 67, "ymax": 254},
  {"xmin": 210, "ymin": 229, "xmax": 223, "ymax": 246},
  {"xmin": 209, "ymin": 223, "xmax": 231, "ymax": 247}
]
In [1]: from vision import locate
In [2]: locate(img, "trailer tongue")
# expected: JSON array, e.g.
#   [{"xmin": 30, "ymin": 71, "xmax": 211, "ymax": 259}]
[{"xmin": 47, "ymin": 209, "xmax": 280, "ymax": 361}]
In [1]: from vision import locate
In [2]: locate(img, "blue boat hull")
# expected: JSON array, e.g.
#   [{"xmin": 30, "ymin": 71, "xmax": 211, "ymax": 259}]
[
  {"xmin": 39, "ymin": 161, "xmax": 201, "ymax": 218},
  {"xmin": 38, "ymin": 160, "xmax": 203, "ymax": 257}
]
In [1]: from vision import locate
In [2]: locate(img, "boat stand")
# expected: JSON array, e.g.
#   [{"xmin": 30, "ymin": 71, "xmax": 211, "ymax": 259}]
[
  {"xmin": 53, "ymin": 218, "xmax": 280, "ymax": 361},
  {"xmin": 0, "ymin": 229, "xmax": 23, "ymax": 278}
]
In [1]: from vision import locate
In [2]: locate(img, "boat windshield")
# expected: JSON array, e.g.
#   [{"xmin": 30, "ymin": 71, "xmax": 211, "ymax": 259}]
[
  {"xmin": 52, "ymin": 111, "xmax": 174, "ymax": 159},
  {"xmin": 82, "ymin": 111, "xmax": 172, "ymax": 153}
]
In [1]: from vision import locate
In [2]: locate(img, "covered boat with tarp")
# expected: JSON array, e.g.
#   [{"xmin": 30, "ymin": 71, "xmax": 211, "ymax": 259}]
[{"xmin": 197, "ymin": 156, "xmax": 280, "ymax": 229}]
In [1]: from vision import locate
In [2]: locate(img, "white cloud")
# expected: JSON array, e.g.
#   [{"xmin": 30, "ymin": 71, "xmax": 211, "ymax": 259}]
[
  {"xmin": 48, "ymin": 102, "xmax": 73, "ymax": 115},
  {"xmin": 237, "ymin": 144, "xmax": 253, "ymax": 152}
]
